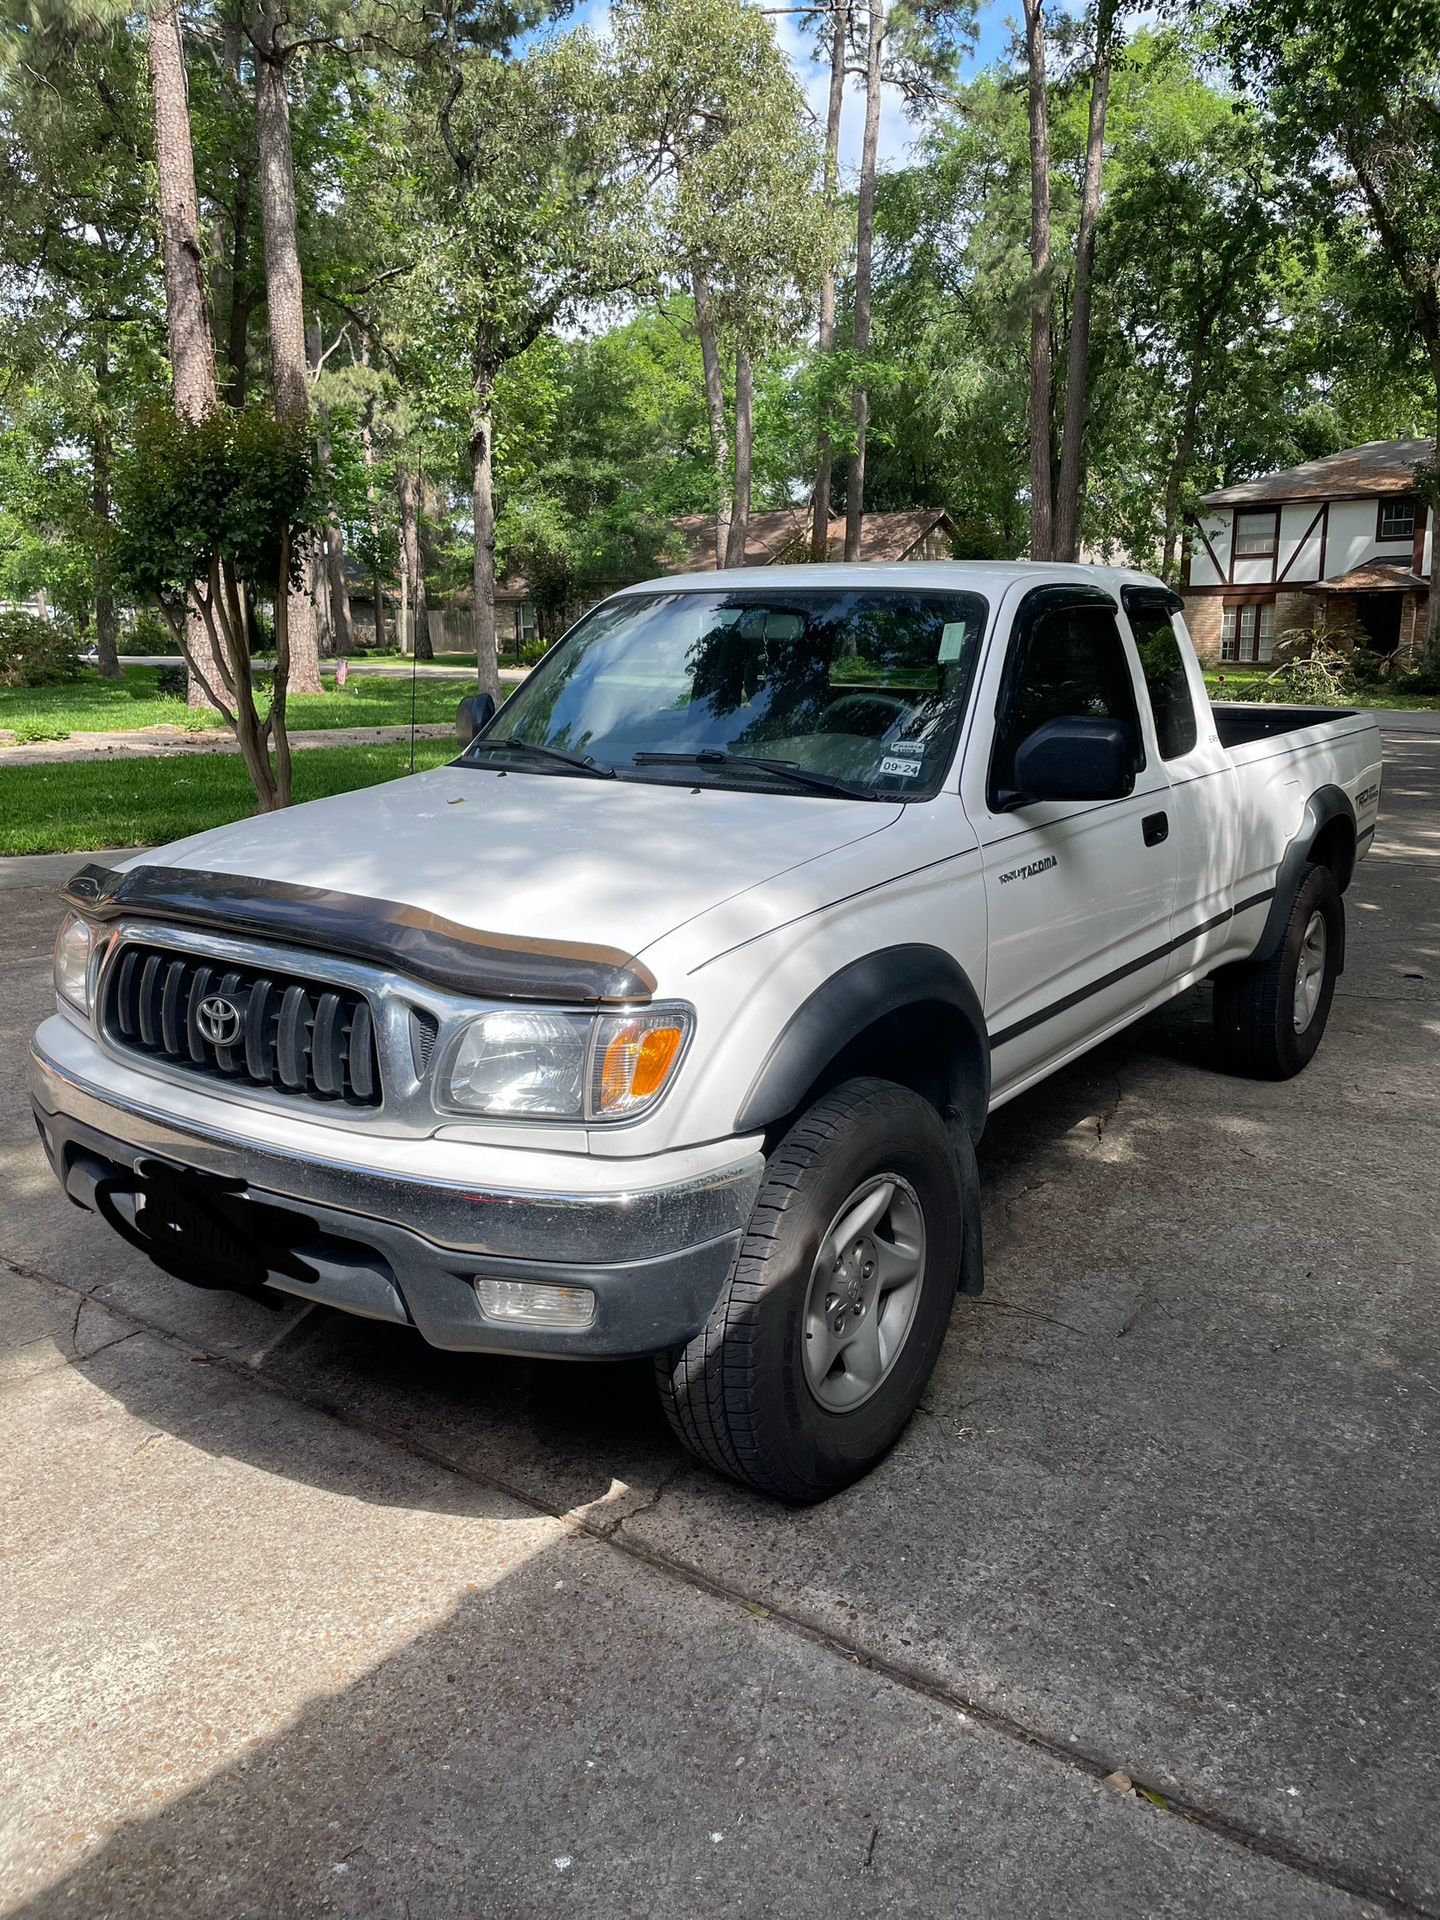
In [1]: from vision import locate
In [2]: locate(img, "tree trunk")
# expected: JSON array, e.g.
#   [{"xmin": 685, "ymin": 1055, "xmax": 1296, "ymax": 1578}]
[
  {"xmin": 325, "ymin": 526, "xmax": 354, "ymax": 654},
  {"xmin": 845, "ymin": 0, "xmax": 885, "ymax": 563},
  {"xmin": 398, "ymin": 466, "xmax": 432, "ymax": 662},
  {"xmin": 1428, "ymin": 352, "xmax": 1440, "ymax": 659},
  {"xmin": 1053, "ymin": 0, "xmax": 1117, "ymax": 562},
  {"xmin": 357, "ymin": 362, "xmax": 387, "ymax": 652},
  {"xmin": 307, "ymin": 320, "xmax": 354, "ymax": 656},
  {"xmin": 811, "ymin": 0, "xmax": 848, "ymax": 563},
  {"xmin": 1022, "ymin": 0, "xmax": 1055, "ymax": 561},
  {"xmin": 692, "ymin": 269, "xmax": 732, "ymax": 567},
  {"xmin": 725, "ymin": 352, "xmax": 754, "ymax": 567},
  {"xmin": 219, "ymin": 19, "xmax": 254, "ymax": 407},
  {"xmin": 419, "ymin": 480, "xmax": 450, "ymax": 660},
  {"xmin": 148, "ymin": 1, "xmax": 215, "ymax": 423},
  {"xmin": 252, "ymin": 6, "xmax": 322, "ymax": 693},
  {"xmin": 470, "ymin": 370, "xmax": 502, "ymax": 703},
  {"xmin": 146, "ymin": 0, "xmax": 227, "ymax": 709},
  {"xmin": 91, "ymin": 353, "xmax": 121, "ymax": 681},
  {"xmin": 1160, "ymin": 345, "xmax": 1205, "ymax": 584}
]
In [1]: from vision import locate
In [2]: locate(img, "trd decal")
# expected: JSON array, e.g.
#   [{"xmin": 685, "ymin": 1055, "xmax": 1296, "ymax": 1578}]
[
  {"xmin": 998, "ymin": 854, "xmax": 1059, "ymax": 884},
  {"xmin": 1356, "ymin": 784, "xmax": 1379, "ymax": 809}
]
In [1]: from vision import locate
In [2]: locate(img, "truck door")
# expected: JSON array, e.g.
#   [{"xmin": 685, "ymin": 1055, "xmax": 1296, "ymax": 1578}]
[
  {"xmin": 960, "ymin": 582, "xmax": 1177, "ymax": 1099},
  {"xmin": 1120, "ymin": 586, "xmax": 1243, "ymax": 984}
]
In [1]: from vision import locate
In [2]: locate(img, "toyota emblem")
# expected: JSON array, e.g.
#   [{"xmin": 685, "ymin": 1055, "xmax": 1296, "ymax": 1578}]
[{"xmin": 196, "ymin": 994, "xmax": 243, "ymax": 1047}]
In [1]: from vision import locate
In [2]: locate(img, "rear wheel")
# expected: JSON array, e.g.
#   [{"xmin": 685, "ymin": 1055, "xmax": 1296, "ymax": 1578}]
[
  {"xmin": 1213, "ymin": 862, "xmax": 1342, "ymax": 1079},
  {"xmin": 655, "ymin": 1078, "xmax": 964, "ymax": 1502}
]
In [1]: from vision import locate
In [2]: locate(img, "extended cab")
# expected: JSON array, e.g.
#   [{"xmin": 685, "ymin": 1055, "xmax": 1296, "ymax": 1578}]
[{"xmin": 31, "ymin": 565, "xmax": 1383, "ymax": 1499}]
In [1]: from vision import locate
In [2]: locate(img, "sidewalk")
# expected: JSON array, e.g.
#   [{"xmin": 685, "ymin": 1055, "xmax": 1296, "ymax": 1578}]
[{"xmin": 0, "ymin": 720, "xmax": 458, "ymax": 770}]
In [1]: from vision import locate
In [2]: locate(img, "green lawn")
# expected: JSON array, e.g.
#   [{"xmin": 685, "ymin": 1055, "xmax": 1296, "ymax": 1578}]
[
  {"xmin": 0, "ymin": 740, "xmax": 456, "ymax": 856},
  {"xmin": 0, "ymin": 666, "xmax": 477, "ymax": 741},
  {"xmin": 1203, "ymin": 671, "xmax": 1440, "ymax": 710}
]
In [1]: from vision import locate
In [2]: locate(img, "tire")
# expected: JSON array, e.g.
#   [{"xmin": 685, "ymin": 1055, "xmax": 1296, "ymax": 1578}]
[
  {"xmin": 1213, "ymin": 862, "xmax": 1342, "ymax": 1080},
  {"xmin": 655, "ymin": 1077, "xmax": 965, "ymax": 1503}
]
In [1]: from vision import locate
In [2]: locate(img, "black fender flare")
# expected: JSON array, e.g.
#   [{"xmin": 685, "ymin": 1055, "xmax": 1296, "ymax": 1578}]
[
  {"xmin": 1248, "ymin": 784, "xmax": 1356, "ymax": 970},
  {"xmin": 734, "ymin": 944, "xmax": 991, "ymax": 1145}
]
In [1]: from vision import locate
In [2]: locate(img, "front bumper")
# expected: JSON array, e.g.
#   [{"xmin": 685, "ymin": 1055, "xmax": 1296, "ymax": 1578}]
[{"xmin": 30, "ymin": 1030, "xmax": 763, "ymax": 1359}]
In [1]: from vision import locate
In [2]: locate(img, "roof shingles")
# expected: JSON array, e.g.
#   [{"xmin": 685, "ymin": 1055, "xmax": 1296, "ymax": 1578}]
[{"xmin": 1201, "ymin": 439, "xmax": 1433, "ymax": 507}]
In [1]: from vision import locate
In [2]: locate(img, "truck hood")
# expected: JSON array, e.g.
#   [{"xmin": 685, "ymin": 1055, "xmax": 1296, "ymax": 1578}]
[{"xmin": 132, "ymin": 763, "xmax": 902, "ymax": 963}]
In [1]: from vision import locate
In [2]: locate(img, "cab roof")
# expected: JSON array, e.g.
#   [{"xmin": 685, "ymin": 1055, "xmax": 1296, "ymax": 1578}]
[{"xmin": 615, "ymin": 560, "xmax": 1169, "ymax": 600}]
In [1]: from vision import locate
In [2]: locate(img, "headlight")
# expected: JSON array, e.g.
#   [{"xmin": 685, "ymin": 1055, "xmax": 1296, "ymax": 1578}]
[
  {"xmin": 54, "ymin": 913, "xmax": 94, "ymax": 1015},
  {"xmin": 444, "ymin": 1005, "xmax": 693, "ymax": 1120}
]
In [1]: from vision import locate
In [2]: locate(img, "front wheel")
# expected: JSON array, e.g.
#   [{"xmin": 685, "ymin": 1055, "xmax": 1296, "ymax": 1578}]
[
  {"xmin": 1212, "ymin": 861, "xmax": 1342, "ymax": 1079},
  {"xmin": 655, "ymin": 1078, "xmax": 965, "ymax": 1502}
]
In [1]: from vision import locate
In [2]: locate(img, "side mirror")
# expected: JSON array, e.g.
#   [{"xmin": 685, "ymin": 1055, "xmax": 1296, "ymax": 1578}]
[
  {"xmin": 1011, "ymin": 715, "xmax": 1136, "ymax": 804},
  {"xmin": 456, "ymin": 692, "xmax": 497, "ymax": 749}
]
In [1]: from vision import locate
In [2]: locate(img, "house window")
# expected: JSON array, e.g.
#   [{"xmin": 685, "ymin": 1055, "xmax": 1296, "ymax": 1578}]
[
  {"xmin": 1233, "ymin": 509, "xmax": 1279, "ymax": 559},
  {"xmin": 1377, "ymin": 498, "xmax": 1417, "ymax": 542},
  {"xmin": 1221, "ymin": 600, "xmax": 1276, "ymax": 665}
]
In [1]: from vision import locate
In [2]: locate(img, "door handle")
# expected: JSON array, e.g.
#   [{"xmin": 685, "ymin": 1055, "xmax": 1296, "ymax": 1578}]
[{"xmin": 1142, "ymin": 811, "xmax": 1169, "ymax": 847}]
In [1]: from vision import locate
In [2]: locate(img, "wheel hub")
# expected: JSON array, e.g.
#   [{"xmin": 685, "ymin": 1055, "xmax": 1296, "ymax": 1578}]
[
  {"xmin": 1293, "ymin": 909, "xmax": 1328, "ymax": 1033},
  {"xmin": 802, "ymin": 1176, "xmax": 926, "ymax": 1413}
]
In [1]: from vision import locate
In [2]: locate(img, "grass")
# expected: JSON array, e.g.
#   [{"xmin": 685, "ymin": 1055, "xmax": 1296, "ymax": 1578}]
[
  {"xmin": 1203, "ymin": 670, "xmax": 1440, "ymax": 711},
  {"xmin": 0, "ymin": 666, "xmax": 479, "ymax": 740},
  {"xmin": 0, "ymin": 740, "xmax": 456, "ymax": 856}
]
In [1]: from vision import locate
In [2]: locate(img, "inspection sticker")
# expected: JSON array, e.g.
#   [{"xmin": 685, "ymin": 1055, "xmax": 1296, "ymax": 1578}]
[{"xmin": 879, "ymin": 754, "xmax": 923, "ymax": 779}]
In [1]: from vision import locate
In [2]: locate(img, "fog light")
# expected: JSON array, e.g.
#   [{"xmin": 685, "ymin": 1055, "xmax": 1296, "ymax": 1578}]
[{"xmin": 474, "ymin": 1277, "xmax": 597, "ymax": 1330}]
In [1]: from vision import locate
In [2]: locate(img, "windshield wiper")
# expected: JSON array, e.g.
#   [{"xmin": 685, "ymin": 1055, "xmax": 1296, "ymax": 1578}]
[
  {"xmin": 466, "ymin": 737, "xmax": 615, "ymax": 779},
  {"xmin": 631, "ymin": 749, "xmax": 870, "ymax": 799}
]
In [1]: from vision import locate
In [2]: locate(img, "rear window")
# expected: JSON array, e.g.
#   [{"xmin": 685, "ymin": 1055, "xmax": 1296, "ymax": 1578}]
[{"xmin": 1126, "ymin": 593, "xmax": 1198, "ymax": 760}]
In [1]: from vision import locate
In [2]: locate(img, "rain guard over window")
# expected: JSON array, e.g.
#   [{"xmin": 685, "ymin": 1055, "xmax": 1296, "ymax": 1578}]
[{"xmin": 468, "ymin": 587, "xmax": 989, "ymax": 801}]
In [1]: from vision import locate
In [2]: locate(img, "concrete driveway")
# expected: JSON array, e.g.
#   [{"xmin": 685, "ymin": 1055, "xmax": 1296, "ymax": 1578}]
[{"xmin": 2, "ymin": 724, "xmax": 1437, "ymax": 1919}]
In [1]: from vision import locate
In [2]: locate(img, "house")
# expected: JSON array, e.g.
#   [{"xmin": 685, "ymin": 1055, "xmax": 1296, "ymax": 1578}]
[
  {"xmin": 1182, "ymin": 440, "xmax": 1434, "ymax": 666},
  {"xmin": 668, "ymin": 507, "xmax": 960, "ymax": 570}
]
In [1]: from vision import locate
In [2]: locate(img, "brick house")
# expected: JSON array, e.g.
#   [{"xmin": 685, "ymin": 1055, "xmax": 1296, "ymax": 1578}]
[{"xmin": 1182, "ymin": 440, "xmax": 1434, "ymax": 666}]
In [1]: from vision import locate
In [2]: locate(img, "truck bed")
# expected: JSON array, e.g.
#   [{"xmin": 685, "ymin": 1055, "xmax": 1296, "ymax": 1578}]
[{"xmin": 1210, "ymin": 702, "xmax": 1360, "ymax": 747}]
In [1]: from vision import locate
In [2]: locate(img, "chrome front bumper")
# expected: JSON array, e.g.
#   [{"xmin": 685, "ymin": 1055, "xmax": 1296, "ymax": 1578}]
[{"xmin": 30, "ymin": 1034, "xmax": 763, "ymax": 1359}]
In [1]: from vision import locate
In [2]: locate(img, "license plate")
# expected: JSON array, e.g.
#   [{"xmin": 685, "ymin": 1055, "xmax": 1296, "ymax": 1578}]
[{"xmin": 133, "ymin": 1158, "xmax": 265, "ymax": 1286}]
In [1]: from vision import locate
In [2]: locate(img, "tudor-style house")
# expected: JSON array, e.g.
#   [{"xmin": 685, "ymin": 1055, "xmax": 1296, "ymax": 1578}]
[{"xmin": 1182, "ymin": 439, "xmax": 1434, "ymax": 666}]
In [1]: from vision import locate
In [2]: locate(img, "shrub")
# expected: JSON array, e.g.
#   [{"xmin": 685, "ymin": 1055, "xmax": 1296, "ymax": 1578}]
[
  {"xmin": 1347, "ymin": 647, "xmax": 1390, "ymax": 688},
  {"xmin": 1234, "ymin": 628, "xmax": 1355, "ymax": 706},
  {"xmin": 1397, "ymin": 655, "xmax": 1440, "ymax": 696},
  {"xmin": 153, "ymin": 665, "xmax": 189, "ymax": 700},
  {"xmin": 0, "ymin": 611, "xmax": 83, "ymax": 688},
  {"xmin": 129, "ymin": 609, "xmax": 180, "ymax": 655}
]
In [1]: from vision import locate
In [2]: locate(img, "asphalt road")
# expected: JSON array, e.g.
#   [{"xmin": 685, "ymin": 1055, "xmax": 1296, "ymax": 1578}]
[{"xmin": 2, "ymin": 723, "xmax": 1437, "ymax": 1919}]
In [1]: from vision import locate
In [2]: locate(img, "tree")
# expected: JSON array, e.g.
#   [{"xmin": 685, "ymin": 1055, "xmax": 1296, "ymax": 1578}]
[
  {"xmin": 404, "ymin": 25, "xmax": 647, "ymax": 699},
  {"xmin": 112, "ymin": 406, "xmax": 317, "ymax": 808},
  {"xmin": 0, "ymin": 8, "xmax": 163, "ymax": 674},
  {"xmin": 248, "ymin": 2, "xmax": 324, "ymax": 689},
  {"xmin": 843, "ymin": 0, "xmax": 974, "ymax": 556},
  {"xmin": 615, "ymin": 0, "xmax": 835, "ymax": 567},
  {"xmin": 811, "ymin": 0, "xmax": 849, "ymax": 560},
  {"xmin": 1023, "ymin": 0, "xmax": 1127, "ymax": 559}
]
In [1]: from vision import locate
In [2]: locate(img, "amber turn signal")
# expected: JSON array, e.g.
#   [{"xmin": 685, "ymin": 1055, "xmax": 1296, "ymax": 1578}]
[{"xmin": 592, "ymin": 1010, "xmax": 691, "ymax": 1116}]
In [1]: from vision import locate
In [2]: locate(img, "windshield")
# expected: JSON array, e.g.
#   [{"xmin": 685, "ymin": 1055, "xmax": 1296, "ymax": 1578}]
[{"xmin": 469, "ymin": 587, "xmax": 989, "ymax": 799}]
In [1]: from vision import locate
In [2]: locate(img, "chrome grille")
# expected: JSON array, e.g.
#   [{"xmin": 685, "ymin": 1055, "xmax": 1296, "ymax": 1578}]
[{"xmin": 102, "ymin": 941, "xmax": 381, "ymax": 1107}]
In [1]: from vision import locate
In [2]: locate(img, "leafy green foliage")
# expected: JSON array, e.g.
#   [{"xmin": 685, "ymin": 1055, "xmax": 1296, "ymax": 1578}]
[
  {"xmin": 111, "ymin": 406, "xmax": 317, "ymax": 610},
  {"xmin": 0, "ymin": 611, "xmax": 82, "ymax": 689}
]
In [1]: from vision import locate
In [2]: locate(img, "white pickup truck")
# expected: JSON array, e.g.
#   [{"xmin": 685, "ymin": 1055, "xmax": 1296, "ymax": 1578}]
[{"xmin": 32, "ymin": 564, "xmax": 1382, "ymax": 1499}]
